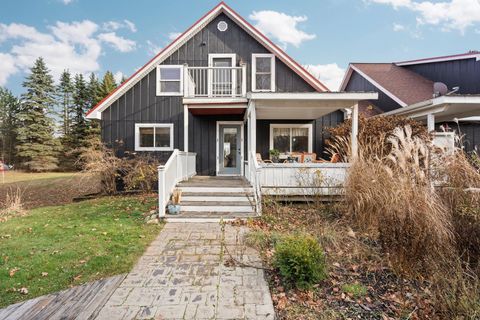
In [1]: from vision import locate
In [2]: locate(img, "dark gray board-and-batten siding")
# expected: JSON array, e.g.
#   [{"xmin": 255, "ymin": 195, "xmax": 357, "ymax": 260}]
[{"xmin": 101, "ymin": 12, "xmax": 343, "ymax": 175}]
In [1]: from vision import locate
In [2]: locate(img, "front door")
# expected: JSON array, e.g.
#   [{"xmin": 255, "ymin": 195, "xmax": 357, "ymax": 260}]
[{"xmin": 218, "ymin": 124, "xmax": 242, "ymax": 175}]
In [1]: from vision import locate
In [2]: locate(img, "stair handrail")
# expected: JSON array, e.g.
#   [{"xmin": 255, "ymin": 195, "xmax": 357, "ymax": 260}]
[
  {"xmin": 249, "ymin": 150, "xmax": 262, "ymax": 214},
  {"xmin": 158, "ymin": 149, "xmax": 197, "ymax": 217}
]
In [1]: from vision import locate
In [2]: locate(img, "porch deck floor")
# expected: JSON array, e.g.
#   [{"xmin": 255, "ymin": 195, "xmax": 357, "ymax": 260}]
[{"xmin": 167, "ymin": 176, "xmax": 258, "ymax": 221}]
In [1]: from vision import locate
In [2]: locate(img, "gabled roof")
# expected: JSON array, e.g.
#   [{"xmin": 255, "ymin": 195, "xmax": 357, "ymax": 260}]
[
  {"xmin": 395, "ymin": 51, "xmax": 480, "ymax": 66},
  {"xmin": 86, "ymin": 2, "xmax": 329, "ymax": 119},
  {"xmin": 339, "ymin": 63, "xmax": 433, "ymax": 107}
]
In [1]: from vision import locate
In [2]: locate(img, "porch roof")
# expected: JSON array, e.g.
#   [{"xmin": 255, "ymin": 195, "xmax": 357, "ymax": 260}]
[
  {"xmin": 381, "ymin": 95, "xmax": 480, "ymax": 122},
  {"xmin": 247, "ymin": 92, "xmax": 378, "ymax": 119}
]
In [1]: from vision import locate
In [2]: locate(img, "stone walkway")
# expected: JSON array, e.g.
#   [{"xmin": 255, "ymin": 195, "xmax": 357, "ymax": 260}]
[{"xmin": 95, "ymin": 222, "xmax": 275, "ymax": 320}]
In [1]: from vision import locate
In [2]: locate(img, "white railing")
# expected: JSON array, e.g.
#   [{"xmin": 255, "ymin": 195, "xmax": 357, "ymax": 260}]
[
  {"xmin": 248, "ymin": 151, "xmax": 262, "ymax": 214},
  {"xmin": 158, "ymin": 149, "xmax": 196, "ymax": 217},
  {"xmin": 258, "ymin": 162, "xmax": 349, "ymax": 197},
  {"xmin": 184, "ymin": 64, "xmax": 247, "ymax": 98}
]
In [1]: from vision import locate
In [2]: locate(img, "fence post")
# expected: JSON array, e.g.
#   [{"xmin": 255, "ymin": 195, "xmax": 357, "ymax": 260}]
[{"xmin": 158, "ymin": 165, "xmax": 166, "ymax": 217}]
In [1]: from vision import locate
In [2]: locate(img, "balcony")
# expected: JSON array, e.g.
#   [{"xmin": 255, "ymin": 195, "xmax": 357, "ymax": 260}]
[{"xmin": 183, "ymin": 64, "xmax": 247, "ymax": 99}]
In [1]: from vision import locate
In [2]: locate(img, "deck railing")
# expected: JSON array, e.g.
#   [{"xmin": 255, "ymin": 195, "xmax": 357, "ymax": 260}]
[
  {"xmin": 184, "ymin": 64, "xmax": 247, "ymax": 98},
  {"xmin": 246, "ymin": 151, "xmax": 262, "ymax": 214},
  {"xmin": 158, "ymin": 149, "xmax": 196, "ymax": 217}
]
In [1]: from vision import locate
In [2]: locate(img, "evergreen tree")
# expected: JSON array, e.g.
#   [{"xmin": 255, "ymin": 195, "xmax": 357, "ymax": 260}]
[
  {"xmin": 70, "ymin": 73, "xmax": 89, "ymax": 148},
  {"xmin": 56, "ymin": 70, "xmax": 74, "ymax": 136},
  {"xmin": 85, "ymin": 73, "xmax": 102, "ymax": 141},
  {"xmin": 0, "ymin": 87, "xmax": 20, "ymax": 165},
  {"xmin": 120, "ymin": 75, "xmax": 128, "ymax": 84},
  {"xmin": 16, "ymin": 57, "xmax": 60, "ymax": 172},
  {"xmin": 100, "ymin": 71, "xmax": 117, "ymax": 98}
]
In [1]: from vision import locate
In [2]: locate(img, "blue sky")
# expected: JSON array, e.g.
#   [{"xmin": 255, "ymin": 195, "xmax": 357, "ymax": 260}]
[{"xmin": 1, "ymin": 0, "xmax": 479, "ymax": 93}]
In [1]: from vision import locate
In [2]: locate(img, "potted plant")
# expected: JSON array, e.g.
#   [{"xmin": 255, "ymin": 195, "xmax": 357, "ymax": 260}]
[
  {"xmin": 167, "ymin": 189, "xmax": 182, "ymax": 215},
  {"xmin": 269, "ymin": 149, "xmax": 280, "ymax": 163}
]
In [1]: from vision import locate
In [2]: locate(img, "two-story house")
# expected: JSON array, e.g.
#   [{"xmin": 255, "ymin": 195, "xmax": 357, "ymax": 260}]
[{"xmin": 86, "ymin": 2, "xmax": 376, "ymax": 218}]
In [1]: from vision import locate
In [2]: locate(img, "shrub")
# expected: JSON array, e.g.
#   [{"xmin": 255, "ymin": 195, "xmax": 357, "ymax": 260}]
[
  {"xmin": 123, "ymin": 155, "xmax": 159, "ymax": 193},
  {"xmin": 0, "ymin": 187, "xmax": 25, "ymax": 222},
  {"xmin": 327, "ymin": 115, "xmax": 428, "ymax": 161},
  {"xmin": 273, "ymin": 234, "xmax": 326, "ymax": 289},
  {"xmin": 345, "ymin": 126, "xmax": 454, "ymax": 275}
]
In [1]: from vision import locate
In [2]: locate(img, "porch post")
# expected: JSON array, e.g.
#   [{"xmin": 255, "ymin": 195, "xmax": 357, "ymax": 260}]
[
  {"xmin": 184, "ymin": 105, "xmax": 189, "ymax": 152},
  {"xmin": 427, "ymin": 113, "xmax": 435, "ymax": 132},
  {"xmin": 250, "ymin": 101, "xmax": 257, "ymax": 156},
  {"xmin": 351, "ymin": 103, "xmax": 359, "ymax": 159}
]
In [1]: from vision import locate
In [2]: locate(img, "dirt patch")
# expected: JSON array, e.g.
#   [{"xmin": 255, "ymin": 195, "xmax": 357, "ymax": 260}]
[{"xmin": 0, "ymin": 173, "xmax": 101, "ymax": 209}]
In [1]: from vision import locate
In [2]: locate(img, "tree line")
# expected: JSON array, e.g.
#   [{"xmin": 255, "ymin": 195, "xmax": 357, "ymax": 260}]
[{"xmin": 0, "ymin": 57, "xmax": 124, "ymax": 172}]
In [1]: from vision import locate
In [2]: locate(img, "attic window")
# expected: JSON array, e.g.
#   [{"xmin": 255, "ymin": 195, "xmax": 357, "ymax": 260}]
[
  {"xmin": 217, "ymin": 21, "xmax": 228, "ymax": 32},
  {"xmin": 252, "ymin": 54, "xmax": 276, "ymax": 92}
]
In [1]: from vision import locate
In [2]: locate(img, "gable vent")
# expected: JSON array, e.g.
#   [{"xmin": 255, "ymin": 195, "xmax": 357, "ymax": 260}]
[{"xmin": 217, "ymin": 20, "xmax": 228, "ymax": 32}]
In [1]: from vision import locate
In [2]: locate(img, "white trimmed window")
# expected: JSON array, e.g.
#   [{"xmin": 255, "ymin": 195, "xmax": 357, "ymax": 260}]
[
  {"xmin": 252, "ymin": 53, "xmax": 275, "ymax": 92},
  {"xmin": 269, "ymin": 124, "xmax": 312, "ymax": 154},
  {"xmin": 135, "ymin": 123, "xmax": 174, "ymax": 151},
  {"xmin": 156, "ymin": 65, "xmax": 183, "ymax": 96}
]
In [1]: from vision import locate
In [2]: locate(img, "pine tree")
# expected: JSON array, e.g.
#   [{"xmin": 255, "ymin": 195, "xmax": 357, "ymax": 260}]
[
  {"xmin": 85, "ymin": 73, "xmax": 102, "ymax": 141},
  {"xmin": 56, "ymin": 70, "xmax": 74, "ymax": 136},
  {"xmin": 0, "ymin": 87, "xmax": 20, "ymax": 165},
  {"xmin": 100, "ymin": 71, "xmax": 117, "ymax": 98},
  {"xmin": 16, "ymin": 57, "xmax": 60, "ymax": 172},
  {"xmin": 70, "ymin": 74, "xmax": 89, "ymax": 148}
]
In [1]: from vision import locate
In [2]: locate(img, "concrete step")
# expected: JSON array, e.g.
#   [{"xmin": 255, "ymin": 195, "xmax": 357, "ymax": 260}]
[
  {"xmin": 167, "ymin": 211, "xmax": 257, "ymax": 219},
  {"xmin": 181, "ymin": 196, "xmax": 252, "ymax": 203},
  {"xmin": 181, "ymin": 192, "xmax": 254, "ymax": 197},
  {"xmin": 180, "ymin": 205, "xmax": 254, "ymax": 213},
  {"xmin": 180, "ymin": 201, "xmax": 253, "ymax": 207},
  {"xmin": 178, "ymin": 187, "xmax": 253, "ymax": 193}
]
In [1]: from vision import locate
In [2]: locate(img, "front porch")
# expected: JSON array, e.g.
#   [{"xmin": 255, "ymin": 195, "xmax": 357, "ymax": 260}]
[{"xmin": 158, "ymin": 92, "xmax": 378, "ymax": 217}]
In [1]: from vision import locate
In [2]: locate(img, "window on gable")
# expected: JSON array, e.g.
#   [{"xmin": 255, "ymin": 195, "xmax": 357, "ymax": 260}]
[
  {"xmin": 135, "ymin": 123, "xmax": 174, "ymax": 151},
  {"xmin": 270, "ymin": 124, "xmax": 312, "ymax": 154},
  {"xmin": 252, "ymin": 54, "xmax": 275, "ymax": 92},
  {"xmin": 156, "ymin": 65, "xmax": 183, "ymax": 96}
]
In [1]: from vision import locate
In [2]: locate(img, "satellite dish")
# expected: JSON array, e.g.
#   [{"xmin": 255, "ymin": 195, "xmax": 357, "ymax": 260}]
[{"xmin": 433, "ymin": 82, "xmax": 448, "ymax": 96}]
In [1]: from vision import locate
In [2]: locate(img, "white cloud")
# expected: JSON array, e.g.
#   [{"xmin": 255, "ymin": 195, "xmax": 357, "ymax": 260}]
[
  {"xmin": 370, "ymin": 0, "xmax": 480, "ymax": 33},
  {"xmin": 168, "ymin": 32, "xmax": 182, "ymax": 41},
  {"xmin": 0, "ymin": 20, "xmax": 136, "ymax": 85},
  {"xmin": 103, "ymin": 20, "xmax": 137, "ymax": 33},
  {"xmin": 146, "ymin": 40, "xmax": 162, "ymax": 56},
  {"xmin": 0, "ymin": 53, "xmax": 17, "ymax": 86},
  {"xmin": 98, "ymin": 32, "xmax": 136, "ymax": 52},
  {"xmin": 304, "ymin": 63, "xmax": 345, "ymax": 91},
  {"xmin": 61, "ymin": 0, "xmax": 74, "ymax": 4},
  {"xmin": 249, "ymin": 10, "xmax": 316, "ymax": 48},
  {"xmin": 113, "ymin": 71, "xmax": 124, "ymax": 84},
  {"xmin": 393, "ymin": 23, "xmax": 406, "ymax": 31}
]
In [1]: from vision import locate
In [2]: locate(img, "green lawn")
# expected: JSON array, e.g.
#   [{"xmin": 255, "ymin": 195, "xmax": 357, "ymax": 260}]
[
  {"xmin": 0, "ymin": 195, "xmax": 162, "ymax": 307},
  {"xmin": 0, "ymin": 171, "xmax": 77, "ymax": 184}
]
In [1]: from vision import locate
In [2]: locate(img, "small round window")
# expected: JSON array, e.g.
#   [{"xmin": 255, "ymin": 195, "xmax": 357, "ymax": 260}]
[{"xmin": 217, "ymin": 21, "xmax": 228, "ymax": 32}]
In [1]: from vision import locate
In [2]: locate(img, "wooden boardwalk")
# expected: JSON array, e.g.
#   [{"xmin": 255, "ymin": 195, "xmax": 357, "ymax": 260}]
[{"xmin": 0, "ymin": 274, "xmax": 125, "ymax": 320}]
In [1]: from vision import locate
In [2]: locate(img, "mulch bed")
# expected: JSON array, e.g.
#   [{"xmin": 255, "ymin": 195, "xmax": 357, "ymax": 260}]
[{"xmin": 234, "ymin": 204, "xmax": 438, "ymax": 320}]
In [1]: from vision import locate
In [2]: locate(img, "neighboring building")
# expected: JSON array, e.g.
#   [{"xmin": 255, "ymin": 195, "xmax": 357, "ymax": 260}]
[{"xmin": 340, "ymin": 52, "xmax": 480, "ymax": 152}]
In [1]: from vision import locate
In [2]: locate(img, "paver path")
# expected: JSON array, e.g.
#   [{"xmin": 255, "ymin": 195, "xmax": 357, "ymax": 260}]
[{"xmin": 96, "ymin": 222, "xmax": 275, "ymax": 320}]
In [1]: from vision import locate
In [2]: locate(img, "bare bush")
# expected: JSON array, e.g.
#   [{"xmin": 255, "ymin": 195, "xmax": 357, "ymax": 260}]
[
  {"xmin": 0, "ymin": 187, "xmax": 26, "ymax": 221},
  {"xmin": 123, "ymin": 156, "xmax": 159, "ymax": 193},
  {"xmin": 79, "ymin": 138, "xmax": 124, "ymax": 195}
]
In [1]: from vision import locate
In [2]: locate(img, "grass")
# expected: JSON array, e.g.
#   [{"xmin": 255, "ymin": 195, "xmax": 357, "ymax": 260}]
[
  {"xmin": 341, "ymin": 283, "xmax": 367, "ymax": 298},
  {"xmin": 0, "ymin": 194, "xmax": 162, "ymax": 307},
  {"xmin": 0, "ymin": 171, "xmax": 77, "ymax": 184}
]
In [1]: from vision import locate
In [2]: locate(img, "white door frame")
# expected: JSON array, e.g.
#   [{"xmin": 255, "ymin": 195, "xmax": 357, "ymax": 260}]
[
  {"xmin": 216, "ymin": 121, "xmax": 244, "ymax": 176},
  {"xmin": 208, "ymin": 53, "xmax": 236, "ymax": 97}
]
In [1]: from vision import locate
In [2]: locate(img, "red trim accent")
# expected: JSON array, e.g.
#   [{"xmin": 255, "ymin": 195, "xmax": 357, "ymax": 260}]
[
  {"xmin": 186, "ymin": 101, "xmax": 247, "ymax": 106},
  {"xmin": 396, "ymin": 51, "xmax": 480, "ymax": 65},
  {"xmin": 87, "ymin": 1, "xmax": 328, "ymax": 117},
  {"xmin": 86, "ymin": 2, "xmax": 225, "ymax": 116}
]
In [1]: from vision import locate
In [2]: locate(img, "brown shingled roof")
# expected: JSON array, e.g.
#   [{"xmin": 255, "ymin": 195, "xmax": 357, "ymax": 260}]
[{"xmin": 351, "ymin": 63, "xmax": 434, "ymax": 106}]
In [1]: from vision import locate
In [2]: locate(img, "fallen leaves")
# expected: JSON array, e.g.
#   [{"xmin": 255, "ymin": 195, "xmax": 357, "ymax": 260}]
[
  {"xmin": 9, "ymin": 267, "xmax": 19, "ymax": 277},
  {"xmin": 41, "ymin": 272, "xmax": 48, "ymax": 277},
  {"xmin": 19, "ymin": 287, "xmax": 28, "ymax": 295}
]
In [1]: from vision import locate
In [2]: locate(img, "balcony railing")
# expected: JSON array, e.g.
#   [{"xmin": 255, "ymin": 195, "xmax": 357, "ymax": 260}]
[{"xmin": 184, "ymin": 64, "xmax": 247, "ymax": 98}]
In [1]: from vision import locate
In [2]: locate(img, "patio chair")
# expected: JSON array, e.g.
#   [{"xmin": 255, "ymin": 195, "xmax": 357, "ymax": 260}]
[{"xmin": 256, "ymin": 153, "xmax": 273, "ymax": 163}]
